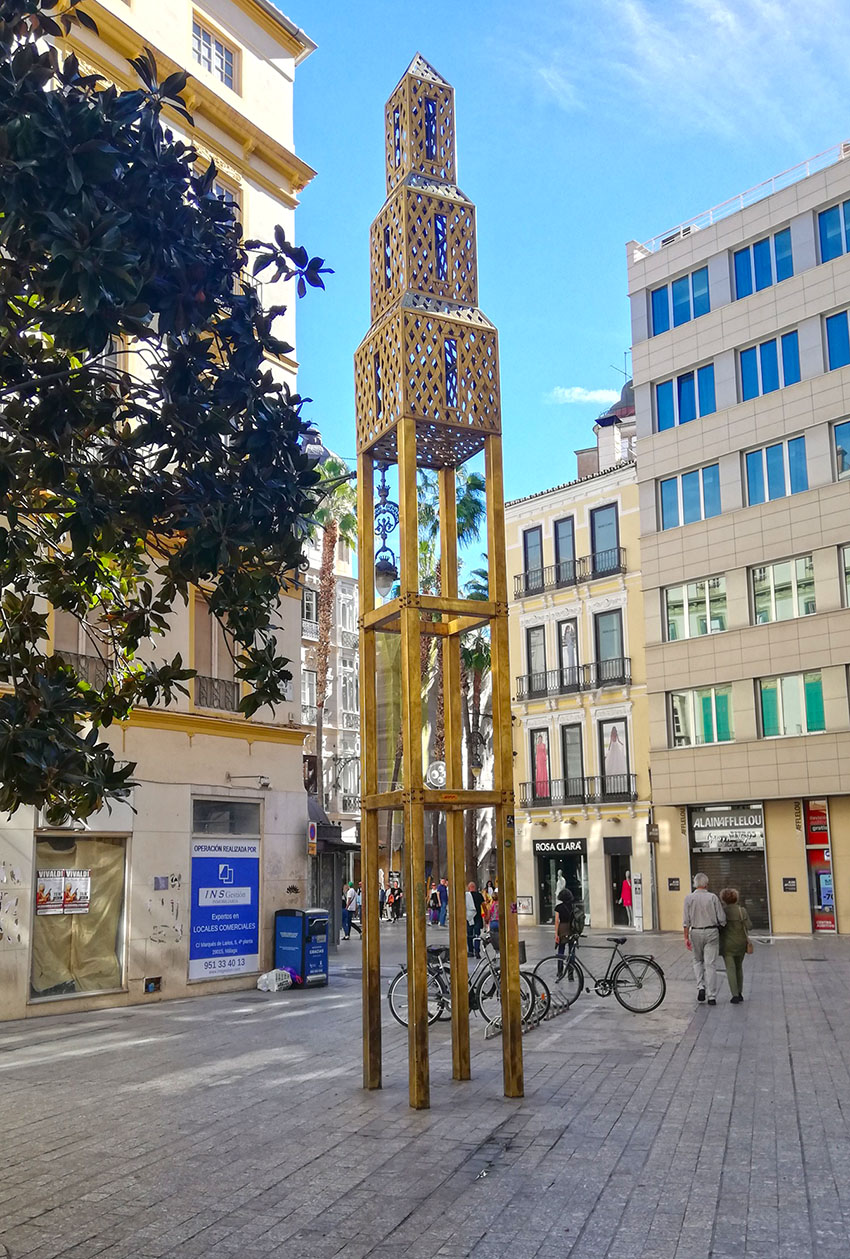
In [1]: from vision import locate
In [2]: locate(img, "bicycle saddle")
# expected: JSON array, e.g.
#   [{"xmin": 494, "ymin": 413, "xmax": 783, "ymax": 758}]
[
  {"xmin": 607, "ymin": 936, "xmax": 628, "ymax": 944},
  {"xmin": 426, "ymin": 945, "xmax": 450, "ymax": 960}
]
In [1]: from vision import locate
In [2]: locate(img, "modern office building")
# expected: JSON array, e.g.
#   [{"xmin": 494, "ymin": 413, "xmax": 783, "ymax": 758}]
[
  {"xmin": 628, "ymin": 142, "xmax": 850, "ymax": 935},
  {"xmin": 0, "ymin": 1, "xmax": 316, "ymax": 1020},
  {"xmin": 506, "ymin": 388, "xmax": 654, "ymax": 930}
]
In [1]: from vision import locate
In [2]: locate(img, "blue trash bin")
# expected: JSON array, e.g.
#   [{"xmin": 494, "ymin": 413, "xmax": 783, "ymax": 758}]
[{"xmin": 274, "ymin": 908, "xmax": 329, "ymax": 987}]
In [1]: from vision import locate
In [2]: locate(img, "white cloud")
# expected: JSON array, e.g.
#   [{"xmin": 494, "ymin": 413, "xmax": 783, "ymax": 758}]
[{"xmin": 546, "ymin": 386, "xmax": 621, "ymax": 405}]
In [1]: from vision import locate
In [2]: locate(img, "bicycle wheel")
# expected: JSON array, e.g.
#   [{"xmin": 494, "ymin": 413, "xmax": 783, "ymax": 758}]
[
  {"xmin": 612, "ymin": 956, "xmax": 666, "ymax": 1013},
  {"xmin": 387, "ymin": 969, "xmax": 445, "ymax": 1027},
  {"xmin": 476, "ymin": 966, "xmax": 535, "ymax": 1027},
  {"xmin": 524, "ymin": 970, "xmax": 551, "ymax": 1025},
  {"xmin": 533, "ymin": 955, "xmax": 584, "ymax": 1009}
]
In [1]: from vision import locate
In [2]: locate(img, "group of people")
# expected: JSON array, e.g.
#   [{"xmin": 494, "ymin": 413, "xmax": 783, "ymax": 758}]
[
  {"xmin": 683, "ymin": 873, "xmax": 753, "ymax": 1004},
  {"xmin": 464, "ymin": 880, "xmax": 499, "ymax": 958}
]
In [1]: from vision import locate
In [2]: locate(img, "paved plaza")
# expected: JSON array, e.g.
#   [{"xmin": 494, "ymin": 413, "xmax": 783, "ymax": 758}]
[{"xmin": 3, "ymin": 926, "xmax": 850, "ymax": 1259}]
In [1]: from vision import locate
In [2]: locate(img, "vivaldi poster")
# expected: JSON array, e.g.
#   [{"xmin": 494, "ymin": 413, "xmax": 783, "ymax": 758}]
[
  {"xmin": 35, "ymin": 871, "xmax": 64, "ymax": 915},
  {"xmin": 63, "ymin": 869, "xmax": 91, "ymax": 914}
]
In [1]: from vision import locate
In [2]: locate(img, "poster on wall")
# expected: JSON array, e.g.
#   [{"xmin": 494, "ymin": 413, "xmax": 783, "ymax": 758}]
[
  {"xmin": 599, "ymin": 718, "xmax": 629, "ymax": 790},
  {"xmin": 62, "ymin": 869, "xmax": 91, "ymax": 913},
  {"xmin": 189, "ymin": 839, "xmax": 260, "ymax": 980},
  {"xmin": 690, "ymin": 804, "xmax": 764, "ymax": 850},
  {"xmin": 804, "ymin": 800, "xmax": 829, "ymax": 846},
  {"xmin": 35, "ymin": 871, "xmax": 64, "ymax": 915}
]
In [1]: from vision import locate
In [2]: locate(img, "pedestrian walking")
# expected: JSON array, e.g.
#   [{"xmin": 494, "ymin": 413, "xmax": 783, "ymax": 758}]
[
  {"xmin": 719, "ymin": 887, "xmax": 753, "ymax": 1004},
  {"xmin": 554, "ymin": 885, "xmax": 576, "ymax": 978},
  {"xmin": 379, "ymin": 885, "xmax": 386, "ymax": 920},
  {"xmin": 342, "ymin": 882, "xmax": 357, "ymax": 940},
  {"xmin": 465, "ymin": 881, "xmax": 484, "ymax": 958},
  {"xmin": 391, "ymin": 883, "xmax": 403, "ymax": 921},
  {"xmin": 429, "ymin": 887, "xmax": 440, "ymax": 925},
  {"xmin": 438, "ymin": 877, "xmax": 449, "ymax": 927},
  {"xmin": 488, "ymin": 890, "xmax": 500, "ymax": 954},
  {"xmin": 683, "ymin": 872, "xmax": 726, "ymax": 1004}
]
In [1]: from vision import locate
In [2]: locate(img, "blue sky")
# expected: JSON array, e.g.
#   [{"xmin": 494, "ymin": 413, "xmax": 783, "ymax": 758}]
[{"xmin": 289, "ymin": 0, "xmax": 850, "ymax": 501}]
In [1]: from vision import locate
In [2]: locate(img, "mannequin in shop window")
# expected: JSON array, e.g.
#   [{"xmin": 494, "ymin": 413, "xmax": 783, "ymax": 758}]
[
  {"xmin": 534, "ymin": 733, "xmax": 549, "ymax": 798},
  {"xmin": 619, "ymin": 870, "xmax": 633, "ymax": 926}
]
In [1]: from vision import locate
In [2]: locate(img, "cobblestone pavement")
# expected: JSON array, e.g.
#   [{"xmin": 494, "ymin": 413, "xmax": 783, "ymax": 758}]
[{"xmin": 3, "ymin": 926, "xmax": 850, "ymax": 1259}]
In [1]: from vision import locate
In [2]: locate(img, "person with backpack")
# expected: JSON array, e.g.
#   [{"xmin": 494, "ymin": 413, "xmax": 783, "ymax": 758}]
[{"xmin": 554, "ymin": 886, "xmax": 582, "ymax": 978}]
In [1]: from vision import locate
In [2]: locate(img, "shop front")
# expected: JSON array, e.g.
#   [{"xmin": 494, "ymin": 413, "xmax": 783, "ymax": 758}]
[
  {"xmin": 689, "ymin": 803, "xmax": 769, "ymax": 929},
  {"xmin": 533, "ymin": 837, "xmax": 588, "ymax": 925},
  {"xmin": 802, "ymin": 799, "xmax": 835, "ymax": 932}
]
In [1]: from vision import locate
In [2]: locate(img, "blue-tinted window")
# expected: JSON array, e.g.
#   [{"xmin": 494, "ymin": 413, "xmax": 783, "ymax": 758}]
[
  {"xmin": 383, "ymin": 225, "xmax": 391, "ymax": 288},
  {"xmin": 656, "ymin": 380, "xmax": 675, "ymax": 431},
  {"xmin": 760, "ymin": 339, "xmax": 780, "ymax": 394},
  {"xmin": 424, "ymin": 98, "xmax": 437, "ymax": 159},
  {"xmin": 834, "ymin": 421, "xmax": 850, "ymax": 480},
  {"xmin": 672, "ymin": 275, "xmax": 691, "ymax": 327},
  {"xmin": 788, "ymin": 436, "xmax": 808, "ymax": 494},
  {"xmin": 691, "ymin": 267, "xmax": 710, "ymax": 318},
  {"xmin": 678, "ymin": 372, "xmax": 697, "ymax": 424},
  {"xmin": 444, "ymin": 337, "xmax": 458, "ymax": 408},
  {"xmin": 781, "ymin": 331, "xmax": 800, "ymax": 385},
  {"xmin": 766, "ymin": 443, "xmax": 786, "ymax": 500},
  {"xmin": 681, "ymin": 470, "xmax": 701, "ymax": 524},
  {"xmin": 374, "ymin": 353, "xmax": 382, "ymax": 419},
  {"xmin": 702, "ymin": 464, "xmax": 721, "ymax": 518},
  {"xmin": 746, "ymin": 450, "xmax": 766, "ymax": 505},
  {"xmin": 741, "ymin": 347, "xmax": 759, "ymax": 401},
  {"xmin": 827, "ymin": 312, "xmax": 850, "ymax": 370},
  {"xmin": 819, "ymin": 205, "xmax": 843, "ymax": 262},
  {"xmin": 651, "ymin": 287, "xmax": 669, "ymax": 336},
  {"xmin": 660, "ymin": 478, "xmax": 679, "ymax": 530},
  {"xmin": 697, "ymin": 364, "xmax": 716, "ymax": 416},
  {"xmin": 753, "ymin": 238, "xmax": 773, "ymax": 291},
  {"xmin": 393, "ymin": 107, "xmax": 401, "ymax": 168},
  {"xmin": 734, "ymin": 248, "xmax": 752, "ymax": 300},
  {"xmin": 774, "ymin": 229, "xmax": 793, "ymax": 282},
  {"xmin": 434, "ymin": 213, "xmax": 447, "ymax": 281}
]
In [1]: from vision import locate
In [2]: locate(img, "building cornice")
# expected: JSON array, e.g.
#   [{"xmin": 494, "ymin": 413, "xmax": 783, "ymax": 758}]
[{"xmin": 122, "ymin": 707, "xmax": 306, "ymax": 744}]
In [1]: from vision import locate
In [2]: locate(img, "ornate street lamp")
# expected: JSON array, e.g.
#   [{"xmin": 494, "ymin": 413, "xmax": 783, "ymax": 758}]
[
  {"xmin": 373, "ymin": 463, "xmax": 399, "ymax": 598},
  {"xmin": 468, "ymin": 730, "xmax": 485, "ymax": 782}
]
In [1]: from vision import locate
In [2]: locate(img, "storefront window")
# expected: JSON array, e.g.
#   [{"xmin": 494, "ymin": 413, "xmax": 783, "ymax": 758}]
[
  {"xmin": 533, "ymin": 839, "xmax": 588, "ymax": 924},
  {"xmin": 804, "ymin": 799, "xmax": 835, "ymax": 932},
  {"xmin": 31, "ymin": 835, "xmax": 126, "ymax": 998}
]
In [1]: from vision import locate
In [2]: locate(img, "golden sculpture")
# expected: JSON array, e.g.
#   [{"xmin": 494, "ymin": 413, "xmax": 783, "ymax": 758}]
[{"xmin": 355, "ymin": 54, "xmax": 523, "ymax": 1109}]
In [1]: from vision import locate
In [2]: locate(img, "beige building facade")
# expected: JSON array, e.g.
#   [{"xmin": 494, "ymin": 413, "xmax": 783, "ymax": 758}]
[
  {"xmin": 629, "ymin": 143, "xmax": 850, "ymax": 935},
  {"xmin": 506, "ymin": 391, "xmax": 655, "ymax": 932},
  {"xmin": 0, "ymin": 1, "xmax": 316, "ymax": 1020}
]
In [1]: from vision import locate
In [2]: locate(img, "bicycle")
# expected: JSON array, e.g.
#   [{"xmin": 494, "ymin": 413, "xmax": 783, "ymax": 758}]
[
  {"xmin": 534, "ymin": 934, "xmax": 666, "ymax": 1014},
  {"xmin": 387, "ymin": 934, "xmax": 549, "ymax": 1030}
]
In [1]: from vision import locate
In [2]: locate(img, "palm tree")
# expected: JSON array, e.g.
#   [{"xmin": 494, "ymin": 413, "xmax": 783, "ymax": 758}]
[
  {"xmin": 460, "ymin": 562, "xmax": 491, "ymax": 879},
  {"xmin": 311, "ymin": 455, "xmax": 357, "ymax": 808}
]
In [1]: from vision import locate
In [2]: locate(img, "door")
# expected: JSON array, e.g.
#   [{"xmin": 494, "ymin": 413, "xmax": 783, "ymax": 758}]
[
  {"xmin": 561, "ymin": 724, "xmax": 583, "ymax": 801},
  {"xmin": 554, "ymin": 516, "xmax": 575, "ymax": 585},
  {"xmin": 537, "ymin": 852, "xmax": 588, "ymax": 924},
  {"xmin": 523, "ymin": 526, "xmax": 543, "ymax": 592},
  {"xmin": 590, "ymin": 504, "xmax": 619, "ymax": 575},
  {"xmin": 609, "ymin": 854, "xmax": 631, "ymax": 927},
  {"xmin": 804, "ymin": 799, "xmax": 835, "ymax": 931}
]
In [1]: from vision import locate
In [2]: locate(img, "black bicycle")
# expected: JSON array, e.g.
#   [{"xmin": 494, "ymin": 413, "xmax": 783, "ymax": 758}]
[{"xmin": 534, "ymin": 935, "xmax": 666, "ymax": 1013}]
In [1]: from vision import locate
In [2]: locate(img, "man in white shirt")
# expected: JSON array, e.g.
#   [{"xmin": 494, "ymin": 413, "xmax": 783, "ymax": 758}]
[
  {"xmin": 683, "ymin": 872, "xmax": 726, "ymax": 1005},
  {"xmin": 343, "ymin": 882, "xmax": 357, "ymax": 940}
]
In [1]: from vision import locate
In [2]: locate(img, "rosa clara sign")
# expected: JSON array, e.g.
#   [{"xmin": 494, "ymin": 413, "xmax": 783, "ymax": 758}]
[{"xmin": 690, "ymin": 804, "xmax": 764, "ymax": 851}]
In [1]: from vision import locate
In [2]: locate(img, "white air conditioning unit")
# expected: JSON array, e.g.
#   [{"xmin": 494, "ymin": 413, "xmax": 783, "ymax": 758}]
[{"xmin": 660, "ymin": 224, "xmax": 699, "ymax": 248}]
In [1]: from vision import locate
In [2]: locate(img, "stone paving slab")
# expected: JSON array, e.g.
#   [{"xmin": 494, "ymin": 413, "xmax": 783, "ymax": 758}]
[{"xmin": 2, "ymin": 927, "xmax": 850, "ymax": 1258}]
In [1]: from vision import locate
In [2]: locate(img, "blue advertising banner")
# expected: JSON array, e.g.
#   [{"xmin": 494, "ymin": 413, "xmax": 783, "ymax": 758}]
[{"xmin": 189, "ymin": 839, "xmax": 260, "ymax": 980}]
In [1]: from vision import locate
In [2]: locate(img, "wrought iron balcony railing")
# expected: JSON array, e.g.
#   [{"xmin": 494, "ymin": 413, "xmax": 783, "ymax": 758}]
[
  {"xmin": 341, "ymin": 793, "xmax": 361, "ymax": 813},
  {"xmin": 301, "ymin": 703, "xmax": 318, "ymax": 724},
  {"xmin": 195, "ymin": 675, "xmax": 241, "ymax": 712},
  {"xmin": 519, "ymin": 774, "xmax": 638, "ymax": 807},
  {"xmin": 301, "ymin": 619, "xmax": 319, "ymax": 641},
  {"xmin": 55, "ymin": 650, "xmax": 111, "ymax": 689},
  {"xmin": 340, "ymin": 630, "xmax": 359, "ymax": 650},
  {"xmin": 342, "ymin": 710, "xmax": 360, "ymax": 728},
  {"xmin": 515, "ymin": 658, "xmax": 631, "ymax": 700},
  {"xmin": 514, "ymin": 548, "xmax": 627, "ymax": 598}
]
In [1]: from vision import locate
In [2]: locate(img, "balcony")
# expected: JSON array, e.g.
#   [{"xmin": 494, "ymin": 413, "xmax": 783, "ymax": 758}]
[
  {"xmin": 515, "ymin": 658, "xmax": 631, "ymax": 700},
  {"xmin": 196, "ymin": 675, "xmax": 241, "ymax": 712},
  {"xmin": 342, "ymin": 710, "xmax": 360, "ymax": 729},
  {"xmin": 519, "ymin": 774, "xmax": 638, "ymax": 807},
  {"xmin": 514, "ymin": 548, "xmax": 626, "ymax": 598},
  {"xmin": 301, "ymin": 619, "xmax": 319, "ymax": 641},
  {"xmin": 301, "ymin": 703, "xmax": 318, "ymax": 724},
  {"xmin": 340, "ymin": 630, "xmax": 359, "ymax": 650},
  {"xmin": 341, "ymin": 793, "xmax": 361, "ymax": 813},
  {"xmin": 55, "ymin": 650, "xmax": 110, "ymax": 689}
]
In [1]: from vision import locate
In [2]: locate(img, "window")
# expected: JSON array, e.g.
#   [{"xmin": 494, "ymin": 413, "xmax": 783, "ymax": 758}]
[
  {"xmin": 759, "ymin": 672, "xmax": 825, "ymax": 737},
  {"xmin": 302, "ymin": 588, "xmax": 318, "ymax": 623},
  {"xmin": 745, "ymin": 436, "xmax": 808, "ymax": 505},
  {"xmin": 598, "ymin": 718, "xmax": 630, "ymax": 794},
  {"xmin": 52, "ymin": 608, "xmax": 111, "ymax": 686},
  {"xmin": 650, "ymin": 266, "xmax": 709, "ymax": 335},
  {"xmin": 665, "ymin": 576, "xmax": 727, "ymax": 640},
  {"xmin": 554, "ymin": 516, "xmax": 575, "ymax": 584},
  {"xmin": 192, "ymin": 20, "xmax": 236, "ymax": 90},
  {"xmin": 818, "ymin": 201, "xmax": 850, "ymax": 263},
  {"xmin": 522, "ymin": 526, "xmax": 543, "ymax": 592},
  {"xmin": 595, "ymin": 609, "xmax": 623, "ymax": 662},
  {"xmin": 530, "ymin": 728, "xmax": 550, "ymax": 799},
  {"xmin": 558, "ymin": 619, "xmax": 579, "ymax": 682},
  {"xmin": 656, "ymin": 364, "xmax": 716, "ymax": 430},
  {"xmin": 337, "ymin": 538, "xmax": 351, "ymax": 565},
  {"xmin": 733, "ymin": 229, "xmax": 793, "ymax": 298},
  {"xmin": 561, "ymin": 725, "xmax": 583, "ymax": 794},
  {"xmin": 834, "ymin": 420, "xmax": 850, "ymax": 480},
  {"xmin": 740, "ymin": 332, "xmax": 800, "ymax": 400},
  {"xmin": 434, "ymin": 213, "xmax": 447, "ymax": 281},
  {"xmin": 659, "ymin": 464, "xmax": 721, "ymax": 530},
  {"xmin": 752, "ymin": 557, "xmax": 815, "ymax": 624},
  {"xmin": 302, "ymin": 669, "xmax": 317, "ymax": 707},
  {"xmin": 424, "ymin": 97, "xmax": 437, "ymax": 159},
  {"xmin": 842, "ymin": 546, "xmax": 850, "ymax": 605},
  {"xmin": 341, "ymin": 656, "xmax": 359, "ymax": 713},
  {"xmin": 194, "ymin": 595, "xmax": 234, "ymax": 682},
  {"xmin": 669, "ymin": 687, "xmax": 733, "ymax": 746},
  {"xmin": 444, "ymin": 337, "xmax": 458, "ymax": 408},
  {"xmin": 526, "ymin": 625, "xmax": 546, "ymax": 685},
  {"xmin": 589, "ymin": 503, "xmax": 619, "ymax": 573},
  {"xmin": 826, "ymin": 311, "xmax": 850, "ymax": 370}
]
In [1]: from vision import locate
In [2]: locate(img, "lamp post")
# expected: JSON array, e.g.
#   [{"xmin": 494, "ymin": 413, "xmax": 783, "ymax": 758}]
[
  {"xmin": 468, "ymin": 729, "xmax": 484, "ymax": 782},
  {"xmin": 373, "ymin": 463, "xmax": 399, "ymax": 599}
]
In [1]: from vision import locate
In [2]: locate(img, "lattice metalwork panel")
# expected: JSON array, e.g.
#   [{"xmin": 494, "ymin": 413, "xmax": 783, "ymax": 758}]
[
  {"xmin": 355, "ymin": 309, "xmax": 500, "ymax": 465},
  {"xmin": 385, "ymin": 61, "xmax": 455, "ymax": 195},
  {"xmin": 370, "ymin": 184, "xmax": 477, "ymax": 321}
]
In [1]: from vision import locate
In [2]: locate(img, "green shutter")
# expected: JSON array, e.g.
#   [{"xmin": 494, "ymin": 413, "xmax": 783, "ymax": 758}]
[
  {"xmin": 804, "ymin": 673, "xmax": 825, "ymax": 733},
  {"xmin": 699, "ymin": 692, "xmax": 715, "ymax": 743},
  {"xmin": 715, "ymin": 690, "xmax": 732, "ymax": 742},
  {"xmin": 761, "ymin": 680, "xmax": 780, "ymax": 737}
]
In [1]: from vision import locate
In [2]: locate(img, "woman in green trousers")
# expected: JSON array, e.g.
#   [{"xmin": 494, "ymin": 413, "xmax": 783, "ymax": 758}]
[{"xmin": 719, "ymin": 888, "xmax": 752, "ymax": 1004}]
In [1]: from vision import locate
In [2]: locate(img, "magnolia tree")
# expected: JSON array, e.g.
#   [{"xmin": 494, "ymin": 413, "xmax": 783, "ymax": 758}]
[{"xmin": 0, "ymin": 0, "xmax": 329, "ymax": 821}]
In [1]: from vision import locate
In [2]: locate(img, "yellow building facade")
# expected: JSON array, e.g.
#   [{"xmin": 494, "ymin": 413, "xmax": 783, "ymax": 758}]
[
  {"xmin": 506, "ymin": 393, "xmax": 655, "ymax": 932},
  {"xmin": 0, "ymin": 1, "xmax": 316, "ymax": 1020}
]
